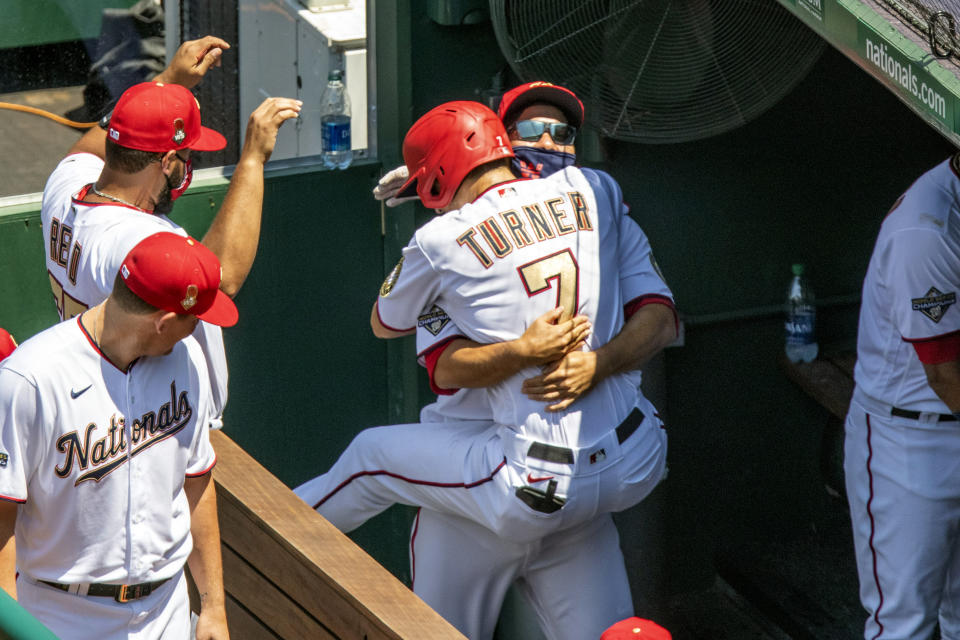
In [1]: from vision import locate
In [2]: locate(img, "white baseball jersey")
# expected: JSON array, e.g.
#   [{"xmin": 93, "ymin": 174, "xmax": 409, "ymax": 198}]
[
  {"xmin": 0, "ymin": 316, "xmax": 216, "ymax": 584},
  {"xmin": 846, "ymin": 154, "xmax": 960, "ymax": 640},
  {"xmin": 414, "ymin": 203, "xmax": 675, "ymax": 400},
  {"xmin": 41, "ymin": 153, "xmax": 228, "ymax": 427},
  {"xmin": 378, "ymin": 167, "xmax": 671, "ymax": 447},
  {"xmin": 854, "ymin": 154, "xmax": 960, "ymax": 411},
  {"xmin": 297, "ymin": 165, "xmax": 669, "ymax": 584},
  {"xmin": 393, "ymin": 164, "xmax": 675, "ymax": 639}
]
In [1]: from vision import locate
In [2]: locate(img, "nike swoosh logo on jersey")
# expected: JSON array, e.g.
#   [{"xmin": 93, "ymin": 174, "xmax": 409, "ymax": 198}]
[
  {"xmin": 70, "ymin": 384, "xmax": 92, "ymax": 399},
  {"xmin": 527, "ymin": 473, "xmax": 554, "ymax": 484}
]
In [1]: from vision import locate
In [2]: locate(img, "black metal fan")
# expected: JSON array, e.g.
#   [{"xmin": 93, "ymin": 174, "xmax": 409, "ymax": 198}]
[{"xmin": 490, "ymin": 0, "xmax": 826, "ymax": 143}]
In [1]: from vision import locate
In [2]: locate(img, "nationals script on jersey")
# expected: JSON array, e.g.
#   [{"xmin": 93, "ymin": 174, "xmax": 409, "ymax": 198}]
[
  {"xmin": 377, "ymin": 166, "xmax": 670, "ymax": 447},
  {"xmin": 41, "ymin": 153, "xmax": 228, "ymax": 424},
  {"xmin": 0, "ymin": 318, "xmax": 216, "ymax": 584}
]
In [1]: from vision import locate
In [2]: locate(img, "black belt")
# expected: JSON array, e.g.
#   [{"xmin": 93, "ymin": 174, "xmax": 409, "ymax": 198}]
[
  {"xmin": 891, "ymin": 406, "xmax": 958, "ymax": 422},
  {"xmin": 39, "ymin": 577, "xmax": 171, "ymax": 603},
  {"xmin": 525, "ymin": 408, "xmax": 645, "ymax": 464}
]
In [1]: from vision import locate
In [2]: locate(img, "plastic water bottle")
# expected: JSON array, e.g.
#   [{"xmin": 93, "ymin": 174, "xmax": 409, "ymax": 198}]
[
  {"xmin": 320, "ymin": 69, "xmax": 352, "ymax": 170},
  {"xmin": 785, "ymin": 263, "xmax": 819, "ymax": 363}
]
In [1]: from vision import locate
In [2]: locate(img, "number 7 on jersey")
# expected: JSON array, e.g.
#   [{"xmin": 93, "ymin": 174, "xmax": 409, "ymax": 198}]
[{"xmin": 517, "ymin": 249, "xmax": 579, "ymax": 322}]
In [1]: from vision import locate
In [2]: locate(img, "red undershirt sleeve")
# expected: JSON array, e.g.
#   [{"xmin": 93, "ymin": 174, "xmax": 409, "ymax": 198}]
[
  {"xmin": 422, "ymin": 337, "xmax": 462, "ymax": 396},
  {"xmin": 908, "ymin": 330, "xmax": 960, "ymax": 364},
  {"xmin": 624, "ymin": 294, "xmax": 678, "ymax": 335}
]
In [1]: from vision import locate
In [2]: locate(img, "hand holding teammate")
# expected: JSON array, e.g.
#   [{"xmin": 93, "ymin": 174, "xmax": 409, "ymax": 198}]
[
  {"xmin": 522, "ymin": 349, "xmax": 600, "ymax": 412},
  {"xmin": 514, "ymin": 307, "xmax": 590, "ymax": 366},
  {"xmin": 240, "ymin": 97, "xmax": 303, "ymax": 165},
  {"xmin": 153, "ymin": 36, "xmax": 231, "ymax": 89}
]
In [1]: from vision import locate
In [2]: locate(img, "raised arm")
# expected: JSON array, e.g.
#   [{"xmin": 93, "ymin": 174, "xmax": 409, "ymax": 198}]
[
  {"xmin": 66, "ymin": 36, "xmax": 231, "ymax": 160},
  {"xmin": 200, "ymin": 97, "xmax": 302, "ymax": 297}
]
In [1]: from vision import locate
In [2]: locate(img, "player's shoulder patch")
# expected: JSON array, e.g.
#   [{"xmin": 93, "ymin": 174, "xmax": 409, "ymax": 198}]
[
  {"xmin": 418, "ymin": 305, "xmax": 451, "ymax": 336},
  {"xmin": 912, "ymin": 286, "xmax": 956, "ymax": 323},
  {"xmin": 380, "ymin": 256, "xmax": 404, "ymax": 297},
  {"xmin": 0, "ymin": 452, "xmax": 8, "ymax": 468}
]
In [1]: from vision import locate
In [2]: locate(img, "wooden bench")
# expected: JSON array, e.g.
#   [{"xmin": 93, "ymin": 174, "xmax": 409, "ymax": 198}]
[
  {"xmin": 779, "ymin": 350, "xmax": 856, "ymax": 421},
  {"xmin": 207, "ymin": 430, "xmax": 466, "ymax": 639}
]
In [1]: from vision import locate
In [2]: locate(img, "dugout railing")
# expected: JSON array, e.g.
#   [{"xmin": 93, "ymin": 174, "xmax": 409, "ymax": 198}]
[{"xmin": 204, "ymin": 430, "xmax": 465, "ymax": 639}]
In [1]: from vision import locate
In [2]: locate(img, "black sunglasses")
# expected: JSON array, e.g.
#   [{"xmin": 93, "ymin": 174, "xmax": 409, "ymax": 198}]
[{"xmin": 512, "ymin": 120, "xmax": 577, "ymax": 145}]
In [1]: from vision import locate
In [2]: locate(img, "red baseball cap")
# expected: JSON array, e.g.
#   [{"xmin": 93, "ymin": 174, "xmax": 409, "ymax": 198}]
[
  {"xmin": 120, "ymin": 233, "xmax": 238, "ymax": 327},
  {"xmin": 0, "ymin": 328, "xmax": 16, "ymax": 362},
  {"xmin": 107, "ymin": 82, "xmax": 227, "ymax": 153},
  {"xmin": 600, "ymin": 617, "xmax": 672, "ymax": 640},
  {"xmin": 497, "ymin": 81, "xmax": 585, "ymax": 129}
]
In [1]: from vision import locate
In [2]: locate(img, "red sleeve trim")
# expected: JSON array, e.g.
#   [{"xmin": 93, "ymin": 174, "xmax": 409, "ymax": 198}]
[
  {"xmin": 375, "ymin": 301, "xmax": 415, "ymax": 333},
  {"xmin": 186, "ymin": 455, "xmax": 217, "ymax": 477},
  {"xmin": 907, "ymin": 330, "xmax": 960, "ymax": 364},
  {"xmin": 624, "ymin": 294, "xmax": 679, "ymax": 336},
  {"xmin": 0, "ymin": 494, "xmax": 26, "ymax": 504},
  {"xmin": 422, "ymin": 337, "xmax": 461, "ymax": 396}
]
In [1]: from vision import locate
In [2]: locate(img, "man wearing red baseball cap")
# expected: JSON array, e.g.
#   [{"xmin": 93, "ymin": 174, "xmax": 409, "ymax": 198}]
[
  {"xmin": 495, "ymin": 80, "xmax": 584, "ymax": 179},
  {"xmin": 0, "ymin": 232, "xmax": 234, "ymax": 640},
  {"xmin": 41, "ymin": 35, "xmax": 300, "ymax": 436}
]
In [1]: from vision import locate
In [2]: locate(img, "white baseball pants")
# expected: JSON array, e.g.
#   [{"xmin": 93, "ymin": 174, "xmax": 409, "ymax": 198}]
[
  {"xmin": 410, "ymin": 507, "xmax": 633, "ymax": 640},
  {"xmin": 845, "ymin": 391, "xmax": 960, "ymax": 640}
]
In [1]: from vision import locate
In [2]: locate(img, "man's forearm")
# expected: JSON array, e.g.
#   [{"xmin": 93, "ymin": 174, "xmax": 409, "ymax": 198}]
[
  {"xmin": 923, "ymin": 360, "xmax": 960, "ymax": 412},
  {"xmin": 0, "ymin": 501, "xmax": 18, "ymax": 599},
  {"xmin": 434, "ymin": 339, "xmax": 535, "ymax": 389},
  {"xmin": 201, "ymin": 156, "xmax": 265, "ymax": 298},
  {"xmin": 593, "ymin": 303, "xmax": 676, "ymax": 380},
  {"xmin": 185, "ymin": 473, "xmax": 226, "ymax": 614}
]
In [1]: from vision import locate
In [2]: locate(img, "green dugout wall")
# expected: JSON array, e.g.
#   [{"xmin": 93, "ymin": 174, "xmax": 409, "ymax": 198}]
[{"xmin": 1, "ymin": 2, "xmax": 958, "ymax": 633}]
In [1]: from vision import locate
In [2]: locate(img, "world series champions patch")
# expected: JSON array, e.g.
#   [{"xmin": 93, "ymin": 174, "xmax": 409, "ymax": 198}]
[
  {"xmin": 418, "ymin": 305, "xmax": 451, "ymax": 336},
  {"xmin": 912, "ymin": 287, "xmax": 957, "ymax": 323},
  {"xmin": 380, "ymin": 256, "xmax": 404, "ymax": 297}
]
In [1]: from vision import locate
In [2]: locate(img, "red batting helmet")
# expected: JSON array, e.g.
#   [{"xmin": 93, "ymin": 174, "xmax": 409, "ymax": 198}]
[{"xmin": 397, "ymin": 101, "xmax": 514, "ymax": 210}]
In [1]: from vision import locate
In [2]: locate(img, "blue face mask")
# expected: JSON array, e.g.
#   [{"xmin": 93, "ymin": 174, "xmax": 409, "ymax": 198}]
[{"xmin": 511, "ymin": 146, "xmax": 576, "ymax": 179}]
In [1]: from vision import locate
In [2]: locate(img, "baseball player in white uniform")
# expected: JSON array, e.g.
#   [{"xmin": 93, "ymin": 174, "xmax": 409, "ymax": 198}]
[
  {"xmin": 388, "ymin": 84, "xmax": 677, "ymax": 639},
  {"xmin": 846, "ymin": 152, "xmax": 960, "ymax": 640},
  {"xmin": 297, "ymin": 101, "xmax": 672, "ymax": 640},
  {"xmin": 41, "ymin": 36, "xmax": 301, "ymax": 430},
  {"xmin": 0, "ymin": 232, "xmax": 238, "ymax": 640}
]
